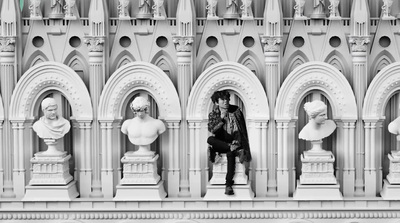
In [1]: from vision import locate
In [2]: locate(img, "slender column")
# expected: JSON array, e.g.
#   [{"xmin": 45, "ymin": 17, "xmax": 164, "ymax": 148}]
[
  {"xmin": 173, "ymin": 36, "xmax": 194, "ymax": 197},
  {"xmin": 261, "ymin": 36, "xmax": 282, "ymax": 197},
  {"xmin": 100, "ymin": 121, "xmax": 114, "ymax": 198},
  {"xmin": 167, "ymin": 121, "xmax": 180, "ymax": 196},
  {"xmin": 365, "ymin": 121, "xmax": 378, "ymax": 196},
  {"xmin": 84, "ymin": 36, "xmax": 105, "ymax": 198},
  {"xmin": 0, "ymin": 36, "xmax": 16, "ymax": 198},
  {"xmin": 343, "ymin": 121, "xmax": 356, "ymax": 196},
  {"xmin": 277, "ymin": 121, "xmax": 290, "ymax": 197},
  {"xmin": 188, "ymin": 121, "xmax": 201, "ymax": 197},
  {"xmin": 349, "ymin": 36, "xmax": 370, "ymax": 196},
  {"xmin": 78, "ymin": 121, "xmax": 92, "ymax": 197},
  {"xmin": 11, "ymin": 121, "xmax": 25, "ymax": 198}
]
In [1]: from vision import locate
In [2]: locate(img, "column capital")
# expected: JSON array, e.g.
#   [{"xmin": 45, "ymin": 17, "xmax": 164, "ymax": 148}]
[
  {"xmin": 348, "ymin": 36, "xmax": 370, "ymax": 53},
  {"xmin": 261, "ymin": 36, "xmax": 282, "ymax": 52},
  {"xmin": 0, "ymin": 36, "xmax": 16, "ymax": 52},
  {"xmin": 84, "ymin": 36, "xmax": 105, "ymax": 52},
  {"xmin": 172, "ymin": 36, "xmax": 194, "ymax": 52}
]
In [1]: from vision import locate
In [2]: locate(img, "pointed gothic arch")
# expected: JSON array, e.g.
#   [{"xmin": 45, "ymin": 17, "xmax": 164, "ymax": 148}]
[
  {"xmin": 111, "ymin": 50, "xmax": 136, "ymax": 72},
  {"xmin": 198, "ymin": 50, "xmax": 223, "ymax": 75},
  {"xmin": 275, "ymin": 61, "xmax": 357, "ymax": 197},
  {"xmin": 25, "ymin": 50, "xmax": 49, "ymax": 70},
  {"xmin": 64, "ymin": 51, "xmax": 90, "ymax": 86},
  {"xmin": 237, "ymin": 50, "xmax": 263, "ymax": 79},
  {"xmin": 370, "ymin": 51, "xmax": 395, "ymax": 78},
  {"xmin": 284, "ymin": 50, "xmax": 309, "ymax": 77}
]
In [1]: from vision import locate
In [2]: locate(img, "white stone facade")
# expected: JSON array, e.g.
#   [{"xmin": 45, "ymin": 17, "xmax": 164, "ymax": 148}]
[{"xmin": 0, "ymin": 0, "xmax": 400, "ymax": 222}]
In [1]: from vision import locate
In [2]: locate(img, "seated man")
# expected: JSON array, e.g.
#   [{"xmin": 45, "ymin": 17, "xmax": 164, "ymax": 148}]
[{"xmin": 207, "ymin": 90, "xmax": 251, "ymax": 195}]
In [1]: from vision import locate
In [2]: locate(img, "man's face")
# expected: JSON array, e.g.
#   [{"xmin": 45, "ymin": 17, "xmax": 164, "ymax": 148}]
[
  {"xmin": 44, "ymin": 105, "xmax": 58, "ymax": 120},
  {"xmin": 215, "ymin": 97, "xmax": 230, "ymax": 109},
  {"xmin": 134, "ymin": 108, "xmax": 147, "ymax": 119},
  {"xmin": 314, "ymin": 108, "xmax": 327, "ymax": 125}
]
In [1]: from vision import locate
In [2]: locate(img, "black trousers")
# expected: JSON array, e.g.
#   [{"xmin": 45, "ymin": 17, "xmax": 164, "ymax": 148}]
[{"xmin": 207, "ymin": 136, "xmax": 236, "ymax": 186}]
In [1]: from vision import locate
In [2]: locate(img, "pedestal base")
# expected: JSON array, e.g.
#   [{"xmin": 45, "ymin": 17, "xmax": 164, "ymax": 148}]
[
  {"xmin": 120, "ymin": 152, "xmax": 160, "ymax": 185},
  {"xmin": 203, "ymin": 182, "xmax": 254, "ymax": 201},
  {"xmin": 386, "ymin": 153, "xmax": 400, "ymax": 184},
  {"xmin": 381, "ymin": 179, "xmax": 400, "ymax": 200},
  {"xmin": 113, "ymin": 181, "xmax": 167, "ymax": 201},
  {"xmin": 293, "ymin": 180, "xmax": 343, "ymax": 200},
  {"xmin": 209, "ymin": 155, "xmax": 247, "ymax": 185},
  {"xmin": 22, "ymin": 181, "xmax": 79, "ymax": 201},
  {"xmin": 300, "ymin": 151, "xmax": 336, "ymax": 184},
  {"xmin": 29, "ymin": 152, "xmax": 73, "ymax": 185}
]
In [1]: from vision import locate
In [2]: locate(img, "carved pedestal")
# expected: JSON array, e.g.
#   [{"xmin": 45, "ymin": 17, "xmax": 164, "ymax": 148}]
[
  {"xmin": 381, "ymin": 152, "xmax": 400, "ymax": 199},
  {"xmin": 209, "ymin": 154, "xmax": 248, "ymax": 185},
  {"xmin": 114, "ymin": 151, "xmax": 166, "ymax": 200},
  {"xmin": 294, "ymin": 145, "xmax": 342, "ymax": 200},
  {"xmin": 204, "ymin": 154, "xmax": 254, "ymax": 200},
  {"xmin": 23, "ymin": 151, "xmax": 78, "ymax": 201}
]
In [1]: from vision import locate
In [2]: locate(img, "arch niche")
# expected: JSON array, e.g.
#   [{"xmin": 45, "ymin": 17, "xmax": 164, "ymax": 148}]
[
  {"xmin": 9, "ymin": 61, "xmax": 93, "ymax": 198},
  {"xmin": 275, "ymin": 61, "xmax": 357, "ymax": 197},
  {"xmin": 363, "ymin": 62, "xmax": 400, "ymax": 196},
  {"xmin": 98, "ymin": 61, "xmax": 181, "ymax": 198},
  {"xmin": 187, "ymin": 61, "xmax": 270, "ymax": 197}
]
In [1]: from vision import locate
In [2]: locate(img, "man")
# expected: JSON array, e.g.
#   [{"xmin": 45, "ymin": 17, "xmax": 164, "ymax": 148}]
[
  {"xmin": 207, "ymin": 90, "xmax": 251, "ymax": 195},
  {"xmin": 121, "ymin": 96, "xmax": 166, "ymax": 156},
  {"xmin": 33, "ymin": 97, "xmax": 71, "ymax": 140}
]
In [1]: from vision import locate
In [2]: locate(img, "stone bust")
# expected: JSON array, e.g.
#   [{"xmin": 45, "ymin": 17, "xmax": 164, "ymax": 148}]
[
  {"xmin": 32, "ymin": 97, "xmax": 71, "ymax": 140},
  {"xmin": 388, "ymin": 116, "xmax": 400, "ymax": 141},
  {"xmin": 299, "ymin": 100, "xmax": 336, "ymax": 141},
  {"xmin": 121, "ymin": 97, "xmax": 166, "ymax": 154}
]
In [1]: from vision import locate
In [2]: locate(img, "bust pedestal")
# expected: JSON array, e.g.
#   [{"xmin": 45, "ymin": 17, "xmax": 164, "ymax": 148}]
[
  {"xmin": 294, "ymin": 140, "xmax": 342, "ymax": 200},
  {"xmin": 23, "ymin": 139, "xmax": 78, "ymax": 201},
  {"xmin": 204, "ymin": 154, "xmax": 254, "ymax": 200},
  {"xmin": 114, "ymin": 148, "xmax": 166, "ymax": 201},
  {"xmin": 381, "ymin": 151, "xmax": 400, "ymax": 199}
]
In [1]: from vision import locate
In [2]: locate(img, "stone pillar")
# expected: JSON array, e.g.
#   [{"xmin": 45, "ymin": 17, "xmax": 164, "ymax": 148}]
[
  {"xmin": 276, "ymin": 121, "xmax": 290, "ymax": 197},
  {"xmin": 77, "ymin": 121, "xmax": 92, "ymax": 197},
  {"xmin": 100, "ymin": 121, "xmax": 114, "ymax": 198},
  {"xmin": 342, "ymin": 121, "xmax": 356, "ymax": 196},
  {"xmin": 188, "ymin": 121, "xmax": 202, "ymax": 197},
  {"xmin": 167, "ymin": 121, "xmax": 180, "ymax": 197},
  {"xmin": 349, "ymin": 35, "xmax": 370, "ymax": 196},
  {"xmin": 261, "ymin": 36, "xmax": 282, "ymax": 197},
  {"xmin": 84, "ymin": 36, "xmax": 105, "ymax": 198},
  {"xmin": 11, "ymin": 121, "xmax": 25, "ymax": 199},
  {"xmin": 173, "ymin": 36, "xmax": 194, "ymax": 197},
  {"xmin": 0, "ymin": 36, "xmax": 16, "ymax": 198}
]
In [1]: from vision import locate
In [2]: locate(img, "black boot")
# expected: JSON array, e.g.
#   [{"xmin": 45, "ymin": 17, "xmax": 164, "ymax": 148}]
[{"xmin": 225, "ymin": 185, "xmax": 234, "ymax": 195}]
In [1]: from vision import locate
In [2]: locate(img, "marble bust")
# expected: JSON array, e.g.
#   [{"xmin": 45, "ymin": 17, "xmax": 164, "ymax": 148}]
[
  {"xmin": 388, "ymin": 116, "xmax": 400, "ymax": 140},
  {"xmin": 299, "ymin": 100, "xmax": 336, "ymax": 143},
  {"xmin": 121, "ymin": 96, "xmax": 166, "ymax": 156},
  {"xmin": 33, "ymin": 98, "xmax": 71, "ymax": 140}
]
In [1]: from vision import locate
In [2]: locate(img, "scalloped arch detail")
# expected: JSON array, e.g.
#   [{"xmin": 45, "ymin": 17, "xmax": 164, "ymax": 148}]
[
  {"xmin": 10, "ymin": 62, "xmax": 93, "ymax": 120},
  {"xmin": 98, "ymin": 61, "xmax": 181, "ymax": 121},
  {"xmin": 363, "ymin": 62, "xmax": 400, "ymax": 119},
  {"xmin": 187, "ymin": 62, "xmax": 269, "ymax": 120},
  {"xmin": 275, "ymin": 61, "xmax": 357, "ymax": 120}
]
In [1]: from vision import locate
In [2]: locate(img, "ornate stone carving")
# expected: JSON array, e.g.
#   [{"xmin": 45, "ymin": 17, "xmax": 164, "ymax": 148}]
[
  {"xmin": 261, "ymin": 36, "xmax": 282, "ymax": 52},
  {"xmin": 209, "ymin": 155, "xmax": 248, "ymax": 185},
  {"xmin": 328, "ymin": 0, "xmax": 341, "ymax": 20},
  {"xmin": 29, "ymin": 0, "xmax": 42, "ymax": 20},
  {"xmin": 206, "ymin": 0, "xmax": 218, "ymax": 20},
  {"xmin": 172, "ymin": 36, "xmax": 194, "ymax": 52},
  {"xmin": 84, "ymin": 37, "xmax": 105, "ymax": 52},
  {"xmin": 0, "ymin": 37, "xmax": 16, "ymax": 52},
  {"xmin": 349, "ymin": 36, "xmax": 370, "ymax": 52},
  {"xmin": 118, "ymin": 0, "xmax": 130, "ymax": 20},
  {"xmin": 64, "ymin": 0, "xmax": 79, "ymax": 20}
]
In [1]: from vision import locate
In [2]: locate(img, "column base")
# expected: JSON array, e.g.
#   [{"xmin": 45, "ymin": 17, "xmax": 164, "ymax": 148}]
[
  {"xmin": 113, "ymin": 180, "xmax": 167, "ymax": 201},
  {"xmin": 293, "ymin": 180, "xmax": 343, "ymax": 200},
  {"xmin": 381, "ymin": 179, "xmax": 400, "ymax": 200},
  {"xmin": 203, "ymin": 182, "xmax": 254, "ymax": 201},
  {"xmin": 22, "ymin": 180, "xmax": 79, "ymax": 201}
]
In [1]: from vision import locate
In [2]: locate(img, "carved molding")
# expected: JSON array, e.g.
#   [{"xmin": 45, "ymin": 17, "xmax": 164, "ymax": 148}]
[
  {"xmin": 275, "ymin": 61, "xmax": 357, "ymax": 120},
  {"xmin": 187, "ymin": 61, "xmax": 269, "ymax": 121},
  {"xmin": 98, "ymin": 61, "xmax": 181, "ymax": 121},
  {"xmin": 363, "ymin": 62, "xmax": 400, "ymax": 119},
  {"xmin": 84, "ymin": 36, "xmax": 105, "ymax": 52},
  {"xmin": 261, "ymin": 36, "xmax": 282, "ymax": 52},
  {"xmin": 0, "ymin": 210, "xmax": 399, "ymax": 221},
  {"xmin": 172, "ymin": 36, "xmax": 194, "ymax": 52},
  {"xmin": 0, "ymin": 36, "xmax": 16, "ymax": 52},
  {"xmin": 9, "ymin": 62, "xmax": 93, "ymax": 120},
  {"xmin": 348, "ymin": 36, "xmax": 370, "ymax": 52}
]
